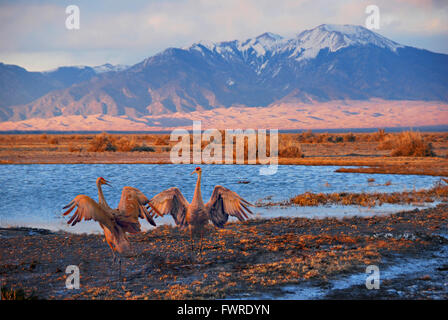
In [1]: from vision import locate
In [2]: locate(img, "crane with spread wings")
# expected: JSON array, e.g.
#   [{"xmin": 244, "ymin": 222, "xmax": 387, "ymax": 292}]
[
  {"xmin": 62, "ymin": 177, "xmax": 160, "ymax": 273},
  {"xmin": 147, "ymin": 167, "xmax": 254, "ymax": 257}
]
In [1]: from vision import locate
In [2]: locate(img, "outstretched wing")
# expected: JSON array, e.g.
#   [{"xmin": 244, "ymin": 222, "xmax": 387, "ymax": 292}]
[
  {"xmin": 117, "ymin": 186, "xmax": 157, "ymax": 232},
  {"xmin": 147, "ymin": 187, "xmax": 189, "ymax": 227},
  {"xmin": 62, "ymin": 195, "xmax": 115, "ymax": 230},
  {"xmin": 206, "ymin": 185, "xmax": 253, "ymax": 228}
]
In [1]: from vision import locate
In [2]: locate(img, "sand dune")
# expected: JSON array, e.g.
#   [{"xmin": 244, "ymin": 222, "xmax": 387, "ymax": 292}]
[{"xmin": 0, "ymin": 100, "xmax": 447, "ymax": 131}]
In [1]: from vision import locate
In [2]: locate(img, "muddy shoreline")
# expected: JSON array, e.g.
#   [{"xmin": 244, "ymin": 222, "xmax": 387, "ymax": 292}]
[{"xmin": 1, "ymin": 204, "xmax": 448, "ymax": 300}]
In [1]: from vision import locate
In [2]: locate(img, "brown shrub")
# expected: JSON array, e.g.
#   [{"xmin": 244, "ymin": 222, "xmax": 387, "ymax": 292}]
[
  {"xmin": 379, "ymin": 131, "xmax": 434, "ymax": 157},
  {"xmin": 87, "ymin": 133, "xmax": 117, "ymax": 152},
  {"xmin": 48, "ymin": 137, "xmax": 59, "ymax": 145},
  {"xmin": 87, "ymin": 134, "xmax": 155, "ymax": 152},
  {"xmin": 316, "ymin": 133, "xmax": 330, "ymax": 143},
  {"xmin": 369, "ymin": 128, "xmax": 387, "ymax": 142},
  {"xmin": 279, "ymin": 140, "xmax": 304, "ymax": 158},
  {"xmin": 302, "ymin": 129, "xmax": 313, "ymax": 139},
  {"xmin": 344, "ymin": 132, "xmax": 356, "ymax": 142},
  {"xmin": 68, "ymin": 144, "xmax": 83, "ymax": 152},
  {"xmin": 153, "ymin": 135, "xmax": 170, "ymax": 145},
  {"xmin": 115, "ymin": 136, "xmax": 138, "ymax": 152},
  {"xmin": 297, "ymin": 130, "xmax": 314, "ymax": 143}
]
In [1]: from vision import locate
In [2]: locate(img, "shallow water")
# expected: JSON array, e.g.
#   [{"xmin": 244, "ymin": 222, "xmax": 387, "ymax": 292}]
[
  {"xmin": 245, "ymin": 238, "xmax": 448, "ymax": 300},
  {"xmin": 0, "ymin": 164, "xmax": 441, "ymax": 233}
]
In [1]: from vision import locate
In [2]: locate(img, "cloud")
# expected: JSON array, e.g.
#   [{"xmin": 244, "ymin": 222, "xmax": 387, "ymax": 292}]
[{"xmin": 0, "ymin": 0, "xmax": 447, "ymax": 70}]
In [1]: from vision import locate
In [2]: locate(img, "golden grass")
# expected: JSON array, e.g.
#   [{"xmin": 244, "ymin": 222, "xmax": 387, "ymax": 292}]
[
  {"xmin": 48, "ymin": 137, "xmax": 59, "ymax": 145},
  {"xmin": 1, "ymin": 286, "xmax": 37, "ymax": 300},
  {"xmin": 286, "ymin": 180, "xmax": 448, "ymax": 207},
  {"xmin": 87, "ymin": 133, "xmax": 117, "ymax": 152},
  {"xmin": 278, "ymin": 138, "xmax": 304, "ymax": 158},
  {"xmin": 152, "ymin": 136, "xmax": 170, "ymax": 146},
  {"xmin": 87, "ymin": 133, "xmax": 155, "ymax": 152},
  {"xmin": 0, "ymin": 132, "xmax": 447, "ymax": 166},
  {"xmin": 378, "ymin": 131, "xmax": 434, "ymax": 157}
]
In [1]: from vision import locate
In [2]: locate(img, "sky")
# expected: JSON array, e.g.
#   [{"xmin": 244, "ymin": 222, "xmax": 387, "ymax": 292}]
[{"xmin": 1, "ymin": 0, "xmax": 447, "ymax": 71}]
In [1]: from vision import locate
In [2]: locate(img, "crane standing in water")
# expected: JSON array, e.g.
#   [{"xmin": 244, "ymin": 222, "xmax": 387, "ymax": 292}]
[
  {"xmin": 148, "ymin": 167, "xmax": 254, "ymax": 258},
  {"xmin": 62, "ymin": 177, "xmax": 160, "ymax": 275}
]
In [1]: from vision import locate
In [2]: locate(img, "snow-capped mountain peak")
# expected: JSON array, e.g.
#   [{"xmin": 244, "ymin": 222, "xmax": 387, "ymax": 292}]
[
  {"xmin": 187, "ymin": 32, "xmax": 284, "ymax": 56},
  {"xmin": 179, "ymin": 24, "xmax": 409, "ymax": 76},
  {"xmin": 185, "ymin": 24, "xmax": 405, "ymax": 66},
  {"xmin": 256, "ymin": 32, "xmax": 283, "ymax": 41},
  {"xmin": 289, "ymin": 24, "xmax": 404, "ymax": 61}
]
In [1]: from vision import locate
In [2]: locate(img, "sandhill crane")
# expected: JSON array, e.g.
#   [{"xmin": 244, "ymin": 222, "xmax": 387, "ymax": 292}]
[
  {"xmin": 147, "ymin": 167, "xmax": 253, "ymax": 258},
  {"xmin": 62, "ymin": 177, "xmax": 159, "ymax": 275}
]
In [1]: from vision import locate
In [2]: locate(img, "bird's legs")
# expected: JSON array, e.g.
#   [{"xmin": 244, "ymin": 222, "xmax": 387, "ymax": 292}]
[
  {"xmin": 118, "ymin": 256, "xmax": 122, "ymax": 283},
  {"xmin": 109, "ymin": 250, "xmax": 123, "ymax": 287},
  {"xmin": 198, "ymin": 229, "xmax": 204, "ymax": 262},
  {"xmin": 182, "ymin": 229, "xmax": 191, "ymax": 262},
  {"xmin": 103, "ymin": 227, "xmax": 117, "ymax": 265},
  {"xmin": 106, "ymin": 243, "xmax": 117, "ymax": 265},
  {"xmin": 105, "ymin": 244, "xmax": 121, "ymax": 283},
  {"xmin": 190, "ymin": 228, "xmax": 194, "ymax": 251},
  {"xmin": 189, "ymin": 228, "xmax": 195, "ymax": 262}
]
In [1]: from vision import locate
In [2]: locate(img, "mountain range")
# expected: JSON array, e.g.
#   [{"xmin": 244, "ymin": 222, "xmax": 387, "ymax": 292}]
[{"xmin": 0, "ymin": 24, "xmax": 447, "ymax": 130}]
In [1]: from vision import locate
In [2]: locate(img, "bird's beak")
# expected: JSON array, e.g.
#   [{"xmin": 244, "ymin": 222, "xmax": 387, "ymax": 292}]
[
  {"xmin": 104, "ymin": 179, "xmax": 112, "ymax": 187},
  {"xmin": 191, "ymin": 171, "xmax": 196, "ymax": 175}
]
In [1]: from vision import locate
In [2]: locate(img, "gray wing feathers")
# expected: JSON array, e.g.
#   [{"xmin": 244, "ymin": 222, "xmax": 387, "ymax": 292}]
[
  {"xmin": 117, "ymin": 186, "xmax": 156, "ymax": 231},
  {"xmin": 206, "ymin": 186, "xmax": 253, "ymax": 228},
  {"xmin": 148, "ymin": 187, "xmax": 189, "ymax": 227}
]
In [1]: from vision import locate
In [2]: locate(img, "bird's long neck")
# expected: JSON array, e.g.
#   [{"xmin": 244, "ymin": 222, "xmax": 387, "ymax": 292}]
[
  {"xmin": 97, "ymin": 182, "xmax": 111, "ymax": 209},
  {"xmin": 191, "ymin": 173, "xmax": 204, "ymax": 206}
]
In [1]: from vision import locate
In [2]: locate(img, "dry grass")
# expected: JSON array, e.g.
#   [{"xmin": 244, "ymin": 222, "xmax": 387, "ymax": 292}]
[
  {"xmin": 378, "ymin": 131, "xmax": 434, "ymax": 157},
  {"xmin": 278, "ymin": 138, "xmax": 304, "ymax": 158},
  {"xmin": 1, "ymin": 286, "xmax": 37, "ymax": 300},
  {"xmin": 48, "ymin": 137, "xmax": 59, "ymax": 145},
  {"xmin": 285, "ymin": 180, "xmax": 448, "ymax": 207},
  {"xmin": 152, "ymin": 136, "xmax": 170, "ymax": 146},
  {"xmin": 115, "ymin": 136, "xmax": 139, "ymax": 152},
  {"xmin": 68, "ymin": 144, "xmax": 83, "ymax": 152},
  {"xmin": 87, "ymin": 133, "xmax": 155, "ymax": 152},
  {"xmin": 0, "ymin": 132, "xmax": 447, "ymax": 167},
  {"xmin": 87, "ymin": 133, "xmax": 117, "ymax": 152},
  {"xmin": 369, "ymin": 128, "xmax": 387, "ymax": 142}
]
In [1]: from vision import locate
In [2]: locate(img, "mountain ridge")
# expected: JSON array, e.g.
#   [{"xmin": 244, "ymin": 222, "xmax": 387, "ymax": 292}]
[{"xmin": 1, "ymin": 24, "xmax": 447, "ymax": 124}]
